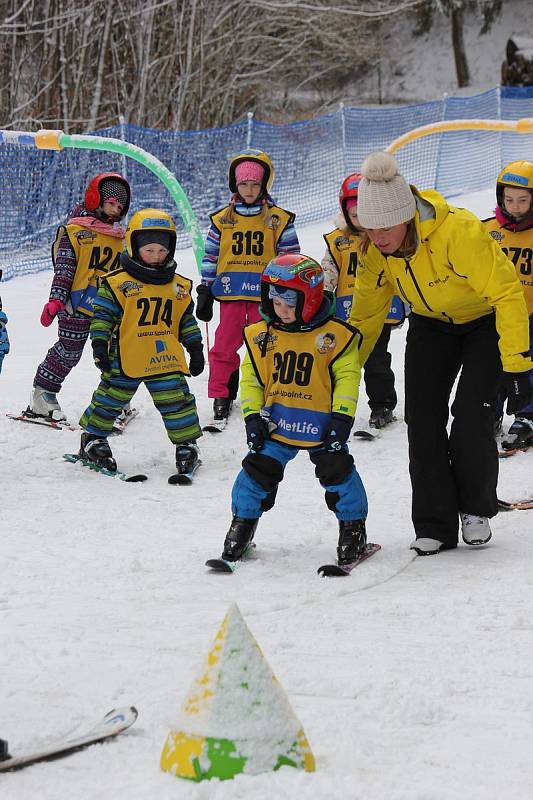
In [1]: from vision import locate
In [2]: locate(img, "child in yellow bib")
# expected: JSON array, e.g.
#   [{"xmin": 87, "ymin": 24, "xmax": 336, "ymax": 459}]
[
  {"xmin": 212, "ymin": 253, "xmax": 370, "ymax": 569},
  {"xmin": 322, "ymin": 172, "xmax": 406, "ymax": 430},
  {"xmin": 195, "ymin": 149, "xmax": 300, "ymax": 426},
  {"xmin": 79, "ymin": 210, "xmax": 204, "ymax": 476},
  {"xmin": 484, "ymin": 160, "xmax": 533, "ymax": 450},
  {"xmin": 28, "ymin": 173, "xmax": 130, "ymax": 422}
]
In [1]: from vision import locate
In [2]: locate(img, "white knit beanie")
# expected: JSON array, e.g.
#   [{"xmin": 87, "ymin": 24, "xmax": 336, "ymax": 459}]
[{"xmin": 357, "ymin": 152, "xmax": 416, "ymax": 229}]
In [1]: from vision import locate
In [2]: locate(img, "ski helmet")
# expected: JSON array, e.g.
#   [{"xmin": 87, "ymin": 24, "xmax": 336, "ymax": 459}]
[
  {"xmin": 261, "ymin": 253, "xmax": 324, "ymax": 323},
  {"xmin": 496, "ymin": 160, "xmax": 533, "ymax": 218},
  {"xmin": 339, "ymin": 173, "xmax": 362, "ymax": 226},
  {"xmin": 85, "ymin": 173, "xmax": 131, "ymax": 216},
  {"xmin": 228, "ymin": 149, "xmax": 274, "ymax": 195},
  {"xmin": 125, "ymin": 209, "xmax": 177, "ymax": 263}
]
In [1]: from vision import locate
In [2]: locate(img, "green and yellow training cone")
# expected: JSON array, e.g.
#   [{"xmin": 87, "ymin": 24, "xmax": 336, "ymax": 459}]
[{"xmin": 160, "ymin": 603, "xmax": 315, "ymax": 781}]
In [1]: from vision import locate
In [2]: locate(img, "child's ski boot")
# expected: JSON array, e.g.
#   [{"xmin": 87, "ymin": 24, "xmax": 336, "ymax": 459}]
[
  {"xmin": 221, "ymin": 517, "xmax": 258, "ymax": 561},
  {"xmin": 337, "ymin": 519, "xmax": 367, "ymax": 566},
  {"xmin": 175, "ymin": 442, "xmax": 200, "ymax": 475},
  {"xmin": 27, "ymin": 386, "xmax": 67, "ymax": 422},
  {"xmin": 79, "ymin": 433, "xmax": 117, "ymax": 472}
]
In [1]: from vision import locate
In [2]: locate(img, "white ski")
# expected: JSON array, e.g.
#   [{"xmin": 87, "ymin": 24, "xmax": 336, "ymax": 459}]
[{"xmin": 0, "ymin": 706, "xmax": 138, "ymax": 772}]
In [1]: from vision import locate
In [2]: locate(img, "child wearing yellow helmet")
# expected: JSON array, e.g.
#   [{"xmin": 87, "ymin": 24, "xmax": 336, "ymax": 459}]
[
  {"xmin": 78, "ymin": 209, "xmax": 204, "ymax": 477},
  {"xmin": 484, "ymin": 160, "xmax": 533, "ymax": 450},
  {"xmin": 195, "ymin": 148, "xmax": 300, "ymax": 429}
]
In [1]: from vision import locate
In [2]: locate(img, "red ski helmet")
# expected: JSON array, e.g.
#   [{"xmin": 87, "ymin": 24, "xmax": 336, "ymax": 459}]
[
  {"xmin": 261, "ymin": 253, "xmax": 324, "ymax": 323},
  {"xmin": 84, "ymin": 173, "xmax": 131, "ymax": 216},
  {"xmin": 339, "ymin": 172, "xmax": 362, "ymax": 226}
]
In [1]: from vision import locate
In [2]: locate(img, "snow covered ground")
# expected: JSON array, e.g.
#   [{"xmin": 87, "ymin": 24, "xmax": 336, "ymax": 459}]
[{"xmin": 1, "ymin": 188, "xmax": 532, "ymax": 800}]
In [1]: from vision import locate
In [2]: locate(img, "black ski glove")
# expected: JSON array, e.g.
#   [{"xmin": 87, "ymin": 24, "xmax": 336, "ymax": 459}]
[
  {"xmin": 195, "ymin": 284, "xmax": 214, "ymax": 322},
  {"xmin": 188, "ymin": 346, "xmax": 205, "ymax": 377},
  {"xmin": 245, "ymin": 414, "xmax": 269, "ymax": 453},
  {"xmin": 502, "ymin": 370, "xmax": 533, "ymax": 415},
  {"xmin": 92, "ymin": 340, "xmax": 111, "ymax": 373},
  {"xmin": 323, "ymin": 413, "xmax": 354, "ymax": 452}
]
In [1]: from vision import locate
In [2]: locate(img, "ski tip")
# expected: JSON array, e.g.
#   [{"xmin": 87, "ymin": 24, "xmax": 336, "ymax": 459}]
[
  {"xmin": 125, "ymin": 474, "xmax": 148, "ymax": 483},
  {"xmin": 168, "ymin": 474, "xmax": 193, "ymax": 485},
  {"xmin": 104, "ymin": 706, "xmax": 139, "ymax": 725},
  {"xmin": 352, "ymin": 430, "xmax": 376, "ymax": 440},
  {"xmin": 205, "ymin": 558, "xmax": 235, "ymax": 572}
]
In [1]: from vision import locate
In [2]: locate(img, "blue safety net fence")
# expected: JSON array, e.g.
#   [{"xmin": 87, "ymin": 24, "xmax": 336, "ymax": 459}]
[{"xmin": 1, "ymin": 85, "xmax": 533, "ymax": 281}]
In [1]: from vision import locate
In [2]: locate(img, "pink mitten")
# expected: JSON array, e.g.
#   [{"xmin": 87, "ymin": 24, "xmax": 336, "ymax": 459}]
[{"xmin": 40, "ymin": 299, "xmax": 65, "ymax": 327}]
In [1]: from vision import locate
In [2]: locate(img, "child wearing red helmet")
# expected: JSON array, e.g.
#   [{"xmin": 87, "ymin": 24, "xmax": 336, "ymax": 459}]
[
  {"xmin": 24, "ymin": 173, "xmax": 130, "ymax": 422},
  {"xmin": 210, "ymin": 253, "xmax": 370, "ymax": 570},
  {"xmin": 322, "ymin": 172, "xmax": 406, "ymax": 430}
]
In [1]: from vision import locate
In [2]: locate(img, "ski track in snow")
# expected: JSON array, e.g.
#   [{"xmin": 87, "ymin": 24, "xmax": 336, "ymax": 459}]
[{"xmin": 1, "ymin": 189, "xmax": 533, "ymax": 800}]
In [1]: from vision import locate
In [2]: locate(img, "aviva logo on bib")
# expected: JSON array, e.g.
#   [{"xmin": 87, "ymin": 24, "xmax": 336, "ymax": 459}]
[{"xmin": 155, "ymin": 339, "xmax": 168, "ymax": 354}]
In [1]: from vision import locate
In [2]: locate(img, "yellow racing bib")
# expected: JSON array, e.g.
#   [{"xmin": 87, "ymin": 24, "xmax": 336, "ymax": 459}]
[
  {"xmin": 484, "ymin": 217, "xmax": 533, "ymax": 315},
  {"xmin": 210, "ymin": 206, "xmax": 294, "ymax": 301},
  {"xmin": 244, "ymin": 318, "xmax": 356, "ymax": 447},
  {"xmin": 55, "ymin": 224, "xmax": 124, "ymax": 317},
  {"xmin": 105, "ymin": 270, "xmax": 192, "ymax": 379}
]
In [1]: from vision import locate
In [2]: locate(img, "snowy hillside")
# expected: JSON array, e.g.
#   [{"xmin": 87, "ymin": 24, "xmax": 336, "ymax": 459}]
[
  {"xmin": 350, "ymin": 0, "xmax": 533, "ymax": 104},
  {"xmin": 1, "ymin": 188, "xmax": 533, "ymax": 800}
]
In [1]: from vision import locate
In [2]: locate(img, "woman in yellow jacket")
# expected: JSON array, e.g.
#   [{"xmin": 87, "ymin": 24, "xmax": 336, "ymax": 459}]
[{"xmin": 350, "ymin": 152, "xmax": 533, "ymax": 556}]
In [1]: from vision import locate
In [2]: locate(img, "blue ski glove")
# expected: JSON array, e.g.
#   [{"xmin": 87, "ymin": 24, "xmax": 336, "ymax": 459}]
[
  {"xmin": 92, "ymin": 339, "xmax": 111, "ymax": 373},
  {"xmin": 188, "ymin": 346, "xmax": 205, "ymax": 376},
  {"xmin": 323, "ymin": 413, "xmax": 353, "ymax": 452},
  {"xmin": 245, "ymin": 414, "xmax": 269, "ymax": 453},
  {"xmin": 502, "ymin": 370, "xmax": 533, "ymax": 416},
  {"xmin": 0, "ymin": 311, "xmax": 9, "ymax": 375},
  {"xmin": 195, "ymin": 284, "xmax": 214, "ymax": 322}
]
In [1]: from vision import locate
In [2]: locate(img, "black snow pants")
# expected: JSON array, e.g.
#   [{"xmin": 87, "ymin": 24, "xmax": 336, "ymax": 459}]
[
  {"xmin": 363, "ymin": 323, "xmax": 397, "ymax": 412},
  {"xmin": 405, "ymin": 312, "xmax": 502, "ymax": 546}
]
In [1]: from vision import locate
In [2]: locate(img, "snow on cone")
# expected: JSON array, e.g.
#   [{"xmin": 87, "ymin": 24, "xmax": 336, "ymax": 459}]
[{"xmin": 160, "ymin": 603, "xmax": 315, "ymax": 781}]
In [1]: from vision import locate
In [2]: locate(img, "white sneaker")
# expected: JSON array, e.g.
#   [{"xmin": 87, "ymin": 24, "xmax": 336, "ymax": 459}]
[
  {"xmin": 29, "ymin": 386, "xmax": 67, "ymax": 421},
  {"xmin": 460, "ymin": 513, "xmax": 492, "ymax": 546},
  {"xmin": 410, "ymin": 538, "xmax": 448, "ymax": 556}
]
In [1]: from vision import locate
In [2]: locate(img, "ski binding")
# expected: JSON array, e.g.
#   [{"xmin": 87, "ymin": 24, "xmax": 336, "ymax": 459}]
[
  {"xmin": 0, "ymin": 706, "xmax": 137, "ymax": 772},
  {"xmin": 318, "ymin": 542, "xmax": 381, "ymax": 576},
  {"xmin": 110, "ymin": 407, "xmax": 139, "ymax": 436},
  {"xmin": 63, "ymin": 453, "xmax": 147, "ymax": 482}
]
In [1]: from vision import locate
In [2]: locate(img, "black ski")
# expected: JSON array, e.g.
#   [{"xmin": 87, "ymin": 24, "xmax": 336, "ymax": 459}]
[
  {"xmin": 318, "ymin": 543, "xmax": 381, "ymax": 576},
  {"xmin": 202, "ymin": 418, "xmax": 227, "ymax": 433},
  {"xmin": 352, "ymin": 430, "xmax": 377, "ymax": 441}
]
